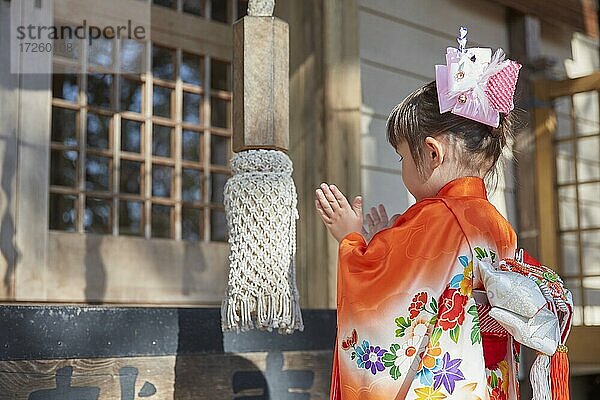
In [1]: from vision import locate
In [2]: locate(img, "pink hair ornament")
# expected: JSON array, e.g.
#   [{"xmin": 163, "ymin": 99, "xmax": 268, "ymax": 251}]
[{"xmin": 435, "ymin": 27, "xmax": 521, "ymax": 128}]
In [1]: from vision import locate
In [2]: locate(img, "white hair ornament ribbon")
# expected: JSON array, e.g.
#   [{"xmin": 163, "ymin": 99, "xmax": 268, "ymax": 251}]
[{"xmin": 435, "ymin": 27, "xmax": 522, "ymax": 127}]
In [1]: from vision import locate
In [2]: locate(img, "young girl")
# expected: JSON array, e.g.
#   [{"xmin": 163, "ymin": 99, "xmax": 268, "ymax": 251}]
[{"xmin": 316, "ymin": 41, "xmax": 522, "ymax": 400}]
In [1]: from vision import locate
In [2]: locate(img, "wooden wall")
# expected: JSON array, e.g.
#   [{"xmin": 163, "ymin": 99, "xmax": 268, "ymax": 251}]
[
  {"xmin": 357, "ymin": 0, "xmax": 518, "ymax": 225},
  {"xmin": 45, "ymin": 232, "xmax": 229, "ymax": 304},
  {"xmin": 0, "ymin": 0, "xmax": 234, "ymax": 305},
  {"xmin": 275, "ymin": 0, "xmax": 362, "ymax": 309},
  {"xmin": 0, "ymin": 0, "xmax": 361, "ymax": 309}
]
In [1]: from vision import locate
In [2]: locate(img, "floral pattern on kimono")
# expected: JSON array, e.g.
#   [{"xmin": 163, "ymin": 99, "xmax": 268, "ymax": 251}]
[{"xmin": 331, "ymin": 177, "xmax": 519, "ymax": 400}]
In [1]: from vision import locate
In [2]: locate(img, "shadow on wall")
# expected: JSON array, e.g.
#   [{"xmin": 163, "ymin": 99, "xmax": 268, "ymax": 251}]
[
  {"xmin": 60, "ymin": 230, "xmax": 225, "ymax": 305},
  {"xmin": 84, "ymin": 234, "xmax": 106, "ymax": 304},
  {"xmin": 182, "ymin": 241, "xmax": 208, "ymax": 297},
  {"xmin": 0, "ymin": 134, "xmax": 20, "ymax": 299},
  {"xmin": 0, "ymin": 0, "xmax": 21, "ymax": 300}
]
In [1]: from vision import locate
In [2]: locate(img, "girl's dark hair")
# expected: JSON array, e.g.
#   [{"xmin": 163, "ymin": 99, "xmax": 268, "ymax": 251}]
[{"xmin": 386, "ymin": 81, "xmax": 515, "ymax": 187}]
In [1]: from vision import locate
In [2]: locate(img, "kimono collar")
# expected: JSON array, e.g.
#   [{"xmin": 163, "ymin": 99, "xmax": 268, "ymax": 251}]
[{"xmin": 435, "ymin": 176, "xmax": 487, "ymax": 199}]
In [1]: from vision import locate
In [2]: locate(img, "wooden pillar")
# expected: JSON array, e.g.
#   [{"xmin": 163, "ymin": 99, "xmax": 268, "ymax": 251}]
[
  {"xmin": 322, "ymin": 0, "xmax": 362, "ymax": 308},
  {"xmin": 10, "ymin": 0, "xmax": 53, "ymax": 301},
  {"xmin": 508, "ymin": 11, "xmax": 560, "ymax": 266},
  {"xmin": 0, "ymin": 0, "xmax": 19, "ymax": 300},
  {"xmin": 509, "ymin": 13, "xmax": 543, "ymax": 259},
  {"xmin": 274, "ymin": 0, "xmax": 326, "ymax": 309},
  {"xmin": 532, "ymin": 82, "xmax": 559, "ymax": 269},
  {"xmin": 275, "ymin": 0, "xmax": 361, "ymax": 309},
  {"xmin": 507, "ymin": 12, "xmax": 556, "ymax": 398}
]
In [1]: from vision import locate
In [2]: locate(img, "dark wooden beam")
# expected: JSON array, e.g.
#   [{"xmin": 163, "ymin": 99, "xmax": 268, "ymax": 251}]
[
  {"xmin": 0, "ymin": 306, "xmax": 336, "ymax": 359},
  {"xmin": 491, "ymin": 0, "xmax": 588, "ymax": 32},
  {"xmin": 0, "ymin": 306, "xmax": 336, "ymax": 398}
]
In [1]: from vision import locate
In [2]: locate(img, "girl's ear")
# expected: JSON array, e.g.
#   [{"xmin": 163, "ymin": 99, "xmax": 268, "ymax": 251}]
[{"xmin": 424, "ymin": 136, "xmax": 445, "ymax": 169}]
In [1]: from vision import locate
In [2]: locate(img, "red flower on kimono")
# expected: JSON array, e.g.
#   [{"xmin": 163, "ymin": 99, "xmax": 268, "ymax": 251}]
[
  {"xmin": 409, "ymin": 292, "xmax": 428, "ymax": 318},
  {"xmin": 438, "ymin": 288, "xmax": 469, "ymax": 331},
  {"xmin": 490, "ymin": 385, "xmax": 507, "ymax": 400},
  {"xmin": 341, "ymin": 329, "xmax": 358, "ymax": 350}
]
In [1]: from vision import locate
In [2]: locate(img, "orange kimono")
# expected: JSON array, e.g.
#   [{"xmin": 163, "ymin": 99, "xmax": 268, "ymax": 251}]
[{"xmin": 331, "ymin": 176, "xmax": 519, "ymax": 400}]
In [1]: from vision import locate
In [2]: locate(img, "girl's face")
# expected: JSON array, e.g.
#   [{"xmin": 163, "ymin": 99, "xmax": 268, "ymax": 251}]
[{"xmin": 396, "ymin": 140, "xmax": 428, "ymax": 201}]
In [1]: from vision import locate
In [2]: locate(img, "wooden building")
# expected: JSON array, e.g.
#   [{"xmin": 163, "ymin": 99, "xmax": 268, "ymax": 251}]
[{"xmin": 0, "ymin": 0, "xmax": 598, "ymax": 398}]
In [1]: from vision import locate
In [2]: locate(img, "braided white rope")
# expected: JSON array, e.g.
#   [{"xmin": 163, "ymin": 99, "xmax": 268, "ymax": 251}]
[
  {"xmin": 221, "ymin": 149, "xmax": 303, "ymax": 334},
  {"xmin": 531, "ymin": 354, "xmax": 552, "ymax": 400}
]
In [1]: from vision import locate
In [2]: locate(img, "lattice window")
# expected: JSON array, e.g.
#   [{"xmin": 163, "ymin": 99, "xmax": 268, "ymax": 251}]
[
  {"xmin": 554, "ymin": 92, "xmax": 600, "ymax": 325},
  {"xmin": 153, "ymin": 0, "xmax": 248, "ymax": 23},
  {"xmin": 50, "ymin": 33, "xmax": 232, "ymax": 242}
]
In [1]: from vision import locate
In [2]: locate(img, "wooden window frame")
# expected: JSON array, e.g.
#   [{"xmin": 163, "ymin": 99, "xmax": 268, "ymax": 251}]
[
  {"xmin": 50, "ymin": 2, "xmax": 234, "ymax": 242},
  {"xmin": 38, "ymin": 0, "xmax": 237, "ymax": 305},
  {"xmin": 533, "ymin": 73, "xmax": 600, "ymax": 372}
]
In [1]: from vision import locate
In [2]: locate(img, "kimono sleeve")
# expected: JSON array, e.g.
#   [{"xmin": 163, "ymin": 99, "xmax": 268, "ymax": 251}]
[{"xmin": 337, "ymin": 231, "xmax": 392, "ymax": 274}]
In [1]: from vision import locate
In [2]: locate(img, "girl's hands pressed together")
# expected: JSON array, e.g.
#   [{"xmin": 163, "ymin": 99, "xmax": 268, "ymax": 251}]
[
  {"xmin": 315, "ymin": 183, "xmax": 363, "ymax": 242},
  {"xmin": 361, "ymin": 204, "xmax": 401, "ymax": 243}
]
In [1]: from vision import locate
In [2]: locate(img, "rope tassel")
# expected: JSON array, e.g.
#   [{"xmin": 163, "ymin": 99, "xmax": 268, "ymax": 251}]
[
  {"xmin": 551, "ymin": 345, "xmax": 570, "ymax": 400},
  {"xmin": 221, "ymin": 149, "xmax": 303, "ymax": 334}
]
